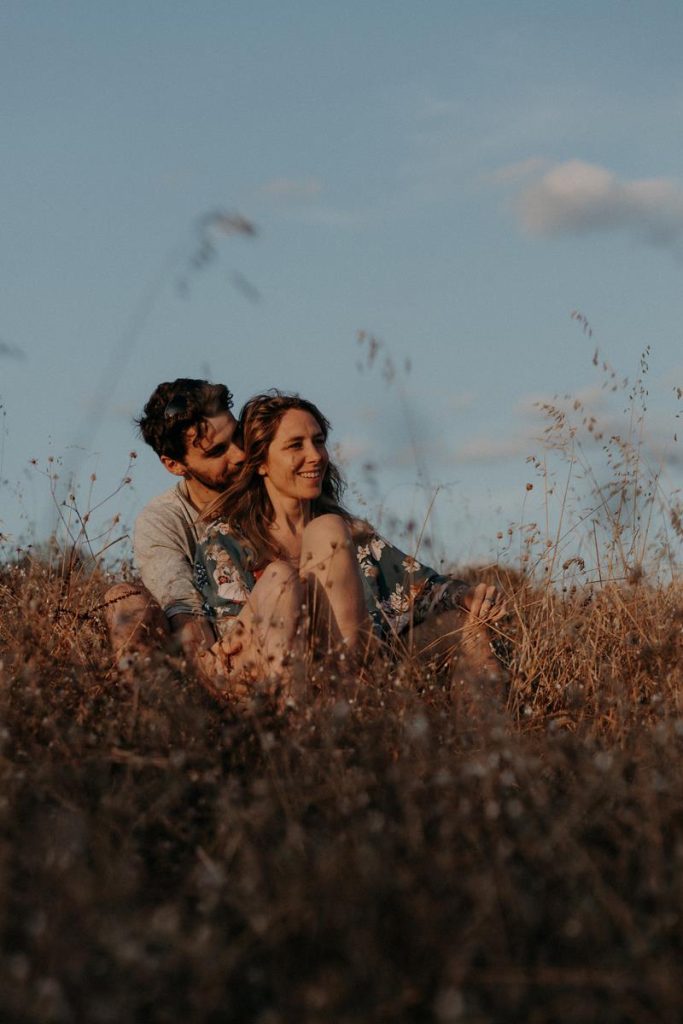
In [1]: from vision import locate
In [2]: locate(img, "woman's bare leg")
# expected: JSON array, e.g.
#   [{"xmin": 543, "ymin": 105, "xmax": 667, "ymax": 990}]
[
  {"xmin": 215, "ymin": 559, "xmax": 305, "ymax": 690},
  {"xmin": 458, "ymin": 583, "xmax": 506, "ymax": 671},
  {"xmin": 299, "ymin": 514, "xmax": 372, "ymax": 658},
  {"xmin": 408, "ymin": 582, "xmax": 507, "ymax": 690},
  {"xmin": 211, "ymin": 519, "xmax": 374, "ymax": 692}
]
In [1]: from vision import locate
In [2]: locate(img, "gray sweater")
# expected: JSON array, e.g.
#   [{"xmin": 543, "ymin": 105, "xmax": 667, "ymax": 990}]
[{"xmin": 133, "ymin": 481, "xmax": 206, "ymax": 618}]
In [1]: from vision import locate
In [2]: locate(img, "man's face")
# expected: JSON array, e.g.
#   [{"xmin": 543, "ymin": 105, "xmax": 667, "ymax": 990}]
[{"xmin": 161, "ymin": 412, "xmax": 244, "ymax": 492}]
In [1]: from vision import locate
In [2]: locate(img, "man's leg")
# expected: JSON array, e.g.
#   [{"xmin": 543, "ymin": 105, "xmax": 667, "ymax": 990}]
[{"xmin": 104, "ymin": 583, "xmax": 224, "ymax": 696}]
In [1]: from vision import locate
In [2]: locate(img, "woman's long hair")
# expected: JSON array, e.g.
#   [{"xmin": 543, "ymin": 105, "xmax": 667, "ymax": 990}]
[{"xmin": 203, "ymin": 391, "xmax": 353, "ymax": 565}]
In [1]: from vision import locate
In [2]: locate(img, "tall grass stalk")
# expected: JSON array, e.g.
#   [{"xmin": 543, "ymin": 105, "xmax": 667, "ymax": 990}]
[{"xmin": 2, "ymin": 340, "xmax": 683, "ymax": 1021}]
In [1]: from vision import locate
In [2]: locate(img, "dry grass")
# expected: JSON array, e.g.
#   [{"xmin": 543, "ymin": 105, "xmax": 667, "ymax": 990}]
[
  {"xmin": 2, "ymin": 343, "xmax": 683, "ymax": 1021},
  {"xmin": 1, "ymin": 541, "xmax": 683, "ymax": 1024}
]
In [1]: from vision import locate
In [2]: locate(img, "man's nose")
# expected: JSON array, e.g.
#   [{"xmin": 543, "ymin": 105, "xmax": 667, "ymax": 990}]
[{"xmin": 228, "ymin": 442, "xmax": 245, "ymax": 466}]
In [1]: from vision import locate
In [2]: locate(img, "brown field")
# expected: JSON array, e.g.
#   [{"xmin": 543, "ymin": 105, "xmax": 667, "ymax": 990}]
[
  {"xmin": 2, "ymin": 358, "xmax": 683, "ymax": 1022},
  {"xmin": 2, "ymin": 538, "xmax": 683, "ymax": 1024}
]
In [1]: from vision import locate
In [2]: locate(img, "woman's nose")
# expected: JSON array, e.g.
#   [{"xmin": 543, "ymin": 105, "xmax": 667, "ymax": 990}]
[{"xmin": 304, "ymin": 443, "xmax": 323, "ymax": 461}]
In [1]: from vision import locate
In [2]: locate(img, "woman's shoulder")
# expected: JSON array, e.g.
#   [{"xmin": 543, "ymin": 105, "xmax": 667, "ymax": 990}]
[{"xmin": 348, "ymin": 517, "xmax": 379, "ymax": 544}]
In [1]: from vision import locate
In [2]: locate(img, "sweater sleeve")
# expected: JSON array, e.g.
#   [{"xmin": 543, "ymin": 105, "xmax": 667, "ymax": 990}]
[{"xmin": 133, "ymin": 501, "xmax": 206, "ymax": 618}]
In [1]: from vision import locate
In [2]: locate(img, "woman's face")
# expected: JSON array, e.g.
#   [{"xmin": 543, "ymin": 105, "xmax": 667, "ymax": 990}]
[{"xmin": 258, "ymin": 408, "xmax": 329, "ymax": 503}]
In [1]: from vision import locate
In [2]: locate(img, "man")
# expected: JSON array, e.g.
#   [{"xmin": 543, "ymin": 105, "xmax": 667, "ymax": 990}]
[{"xmin": 105, "ymin": 378, "xmax": 244, "ymax": 674}]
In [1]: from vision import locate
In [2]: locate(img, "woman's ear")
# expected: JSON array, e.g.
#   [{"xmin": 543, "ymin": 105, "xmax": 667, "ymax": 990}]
[{"xmin": 257, "ymin": 465, "xmax": 267, "ymax": 476}]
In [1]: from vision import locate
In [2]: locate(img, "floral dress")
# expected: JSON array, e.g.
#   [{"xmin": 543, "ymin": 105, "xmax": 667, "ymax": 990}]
[{"xmin": 194, "ymin": 519, "xmax": 469, "ymax": 640}]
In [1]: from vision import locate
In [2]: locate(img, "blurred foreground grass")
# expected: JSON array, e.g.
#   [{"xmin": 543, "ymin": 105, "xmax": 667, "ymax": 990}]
[{"xmin": 1, "ymin": 551, "xmax": 683, "ymax": 1024}]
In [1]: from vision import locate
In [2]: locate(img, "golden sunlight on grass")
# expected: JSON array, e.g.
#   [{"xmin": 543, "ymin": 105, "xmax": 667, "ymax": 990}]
[{"xmin": 2, "ymin": 344, "xmax": 683, "ymax": 1021}]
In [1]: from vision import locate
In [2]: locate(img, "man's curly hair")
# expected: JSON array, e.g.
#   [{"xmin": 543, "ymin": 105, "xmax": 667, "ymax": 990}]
[{"xmin": 136, "ymin": 379, "xmax": 234, "ymax": 461}]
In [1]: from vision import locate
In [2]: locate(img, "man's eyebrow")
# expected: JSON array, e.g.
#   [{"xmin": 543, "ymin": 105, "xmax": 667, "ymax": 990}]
[{"xmin": 203, "ymin": 441, "xmax": 228, "ymax": 456}]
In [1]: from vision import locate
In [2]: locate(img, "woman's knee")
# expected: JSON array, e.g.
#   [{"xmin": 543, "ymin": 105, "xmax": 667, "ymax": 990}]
[{"xmin": 252, "ymin": 559, "xmax": 302, "ymax": 603}]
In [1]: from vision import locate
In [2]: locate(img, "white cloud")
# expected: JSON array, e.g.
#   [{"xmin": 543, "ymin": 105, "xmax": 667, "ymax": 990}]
[
  {"xmin": 452, "ymin": 420, "xmax": 679, "ymax": 468},
  {"xmin": 453, "ymin": 384, "xmax": 624, "ymax": 465},
  {"xmin": 511, "ymin": 160, "xmax": 683, "ymax": 250}
]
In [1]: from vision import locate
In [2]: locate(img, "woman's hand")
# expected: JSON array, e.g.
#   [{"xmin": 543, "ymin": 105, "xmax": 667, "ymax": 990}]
[
  {"xmin": 192, "ymin": 629, "xmax": 247, "ymax": 697},
  {"xmin": 461, "ymin": 582, "xmax": 507, "ymax": 624}
]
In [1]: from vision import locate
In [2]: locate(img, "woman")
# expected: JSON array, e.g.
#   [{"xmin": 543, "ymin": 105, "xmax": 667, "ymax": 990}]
[{"xmin": 194, "ymin": 392, "xmax": 505, "ymax": 688}]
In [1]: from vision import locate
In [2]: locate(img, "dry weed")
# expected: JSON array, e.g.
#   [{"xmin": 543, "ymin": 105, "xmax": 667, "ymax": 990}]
[
  {"xmin": 2, "ymin": 339, "xmax": 683, "ymax": 1021},
  {"xmin": 1, "ymin": 544, "xmax": 683, "ymax": 1023}
]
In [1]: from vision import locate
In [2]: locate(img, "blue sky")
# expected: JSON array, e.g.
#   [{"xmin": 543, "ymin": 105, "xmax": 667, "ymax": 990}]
[{"xmin": 2, "ymin": 1, "xmax": 683, "ymax": 568}]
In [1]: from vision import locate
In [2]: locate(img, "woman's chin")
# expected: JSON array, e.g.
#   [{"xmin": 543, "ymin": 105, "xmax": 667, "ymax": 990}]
[{"xmin": 295, "ymin": 484, "xmax": 322, "ymax": 500}]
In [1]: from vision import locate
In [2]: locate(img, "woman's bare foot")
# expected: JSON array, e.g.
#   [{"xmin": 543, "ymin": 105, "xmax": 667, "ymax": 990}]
[{"xmin": 460, "ymin": 583, "xmax": 504, "ymax": 663}]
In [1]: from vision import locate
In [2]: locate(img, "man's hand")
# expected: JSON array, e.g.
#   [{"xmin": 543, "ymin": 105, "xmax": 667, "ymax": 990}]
[
  {"xmin": 210, "ymin": 630, "xmax": 244, "ymax": 674},
  {"xmin": 194, "ymin": 638, "xmax": 251, "ymax": 700},
  {"xmin": 203, "ymin": 628, "xmax": 254, "ymax": 700},
  {"xmin": 169, "ymin": 613, "xmax": 217, "ymax": 655},
  {"xmin": 168, "ymin": 614, "xmax": 231, "ymax": 694}
]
